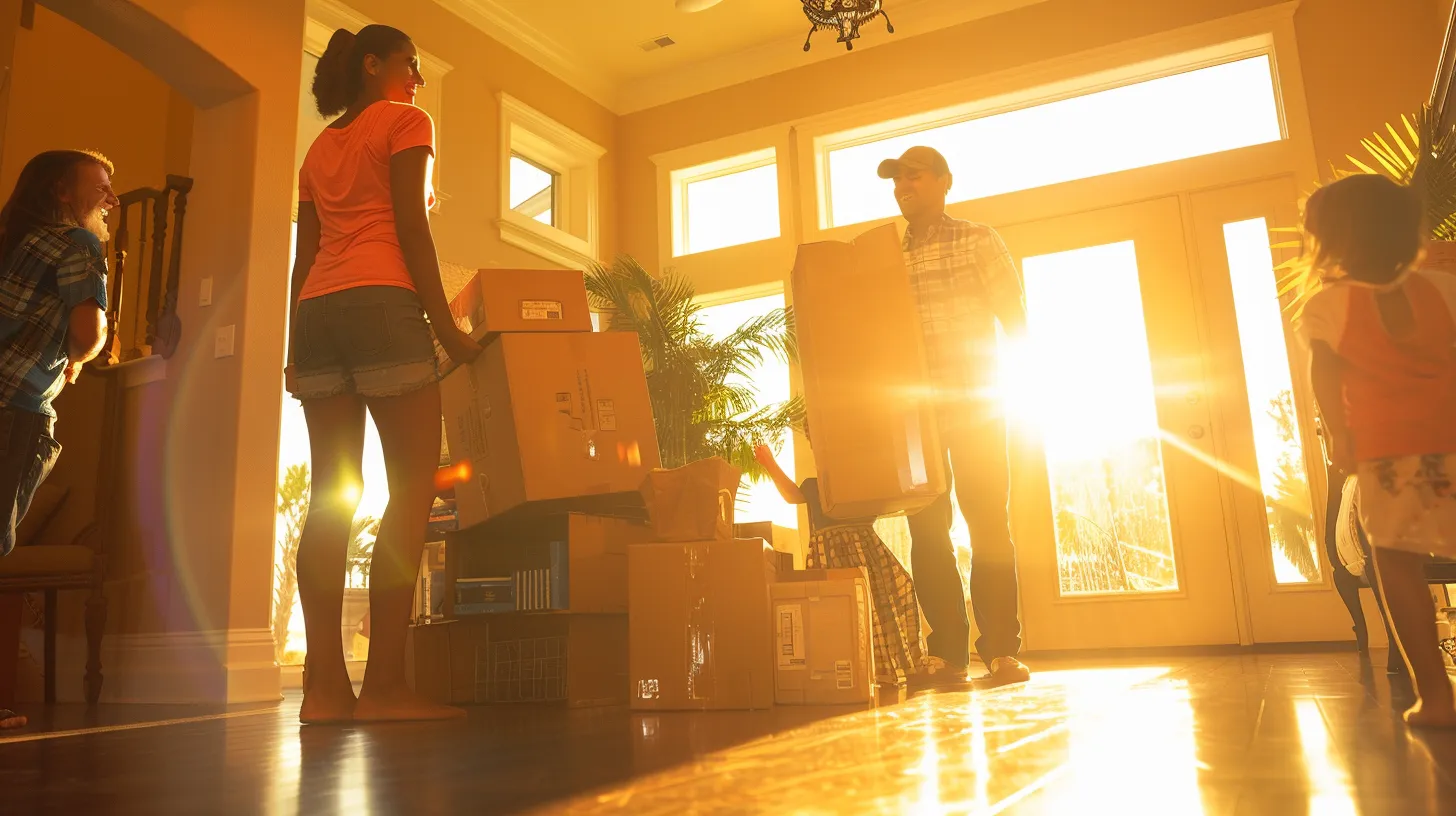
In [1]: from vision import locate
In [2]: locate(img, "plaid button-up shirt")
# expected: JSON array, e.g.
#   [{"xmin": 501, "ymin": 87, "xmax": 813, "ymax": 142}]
[
  {"xmin": 0, "ymin": 226, "xmax": 109, "ymax": 416},
  {"xmin": 903, "ymin": 214, "xmax": 1024, "ymax": 424}
]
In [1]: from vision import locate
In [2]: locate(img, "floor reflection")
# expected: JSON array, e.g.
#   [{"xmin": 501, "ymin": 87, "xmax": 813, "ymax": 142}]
[
  {"xmin": 7, "ymin": 652, "xmax": 1456, "ymax": 814},
  {"xmin": 535, "ymin": 659, "xmax": 1456, "ymax": 815}
]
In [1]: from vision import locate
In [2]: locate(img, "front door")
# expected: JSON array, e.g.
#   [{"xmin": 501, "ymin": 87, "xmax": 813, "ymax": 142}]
[
  {"xmin": 996, "ymin": 196, "xmax": 1243, "ymax": 650},
  {"xmin": 992, "ymin": 179, "xmax": 1348, "ymax": 652}
]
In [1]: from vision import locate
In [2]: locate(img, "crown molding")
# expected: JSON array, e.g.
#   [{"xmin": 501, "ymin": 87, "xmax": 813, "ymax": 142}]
[
  {"xmin": 617, "ymin": 0, "xmax": 1053, "ymax": 114},
  {"xmin": 432, "ymin": 0, "xmax": 1045, "ymax": 115},
  {"xmin": 431, "ymin": 0, "xmax": 617, "ymax": 110}
]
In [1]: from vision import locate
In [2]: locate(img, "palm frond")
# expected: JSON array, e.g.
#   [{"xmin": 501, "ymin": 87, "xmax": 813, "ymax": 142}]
[{"xmin": 589, "ymin": 258, "xmax": 803, "ymax": 472}]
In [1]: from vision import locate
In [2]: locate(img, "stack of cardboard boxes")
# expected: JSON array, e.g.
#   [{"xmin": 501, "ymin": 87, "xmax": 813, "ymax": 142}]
[
  {"xmin": 412, "ymin": 221, "xmax": 934, "ymax": 711},
  {"xmin": 410, "ymin": 267, "xmax": 662, "ymax": 707}
]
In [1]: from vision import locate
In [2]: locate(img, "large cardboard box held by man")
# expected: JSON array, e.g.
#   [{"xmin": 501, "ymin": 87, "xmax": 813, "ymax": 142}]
[
  {"xmin": 771, "ymin": 568, "xmax": 876, "ymax": 705},
  {"xmin": 791, "ymin": 223, "xmax": 945, "ymax": 519},
  {"xmin": 441, "ymin": 332, "xmax": 661, "ymax": 529},
  {"xmin": 628, "ymin": 538, "xmax": 779, "ymax": 710}
]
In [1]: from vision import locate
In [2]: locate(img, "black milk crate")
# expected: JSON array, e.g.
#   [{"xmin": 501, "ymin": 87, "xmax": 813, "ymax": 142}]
[{"xmin": 475, "ymin": 635, "xmax": 567, "ymax": 704}]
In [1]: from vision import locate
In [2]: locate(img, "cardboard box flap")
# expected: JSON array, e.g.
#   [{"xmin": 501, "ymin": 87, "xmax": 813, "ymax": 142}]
[{"xmin": 639, "ymin": 457, "xmax": 741, "ymax": 542}]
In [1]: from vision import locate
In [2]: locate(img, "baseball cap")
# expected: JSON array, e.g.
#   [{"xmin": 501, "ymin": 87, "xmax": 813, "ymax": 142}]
[{"xmin": 877, "ymin": 146, "xmax": 950, "ymax": 179}]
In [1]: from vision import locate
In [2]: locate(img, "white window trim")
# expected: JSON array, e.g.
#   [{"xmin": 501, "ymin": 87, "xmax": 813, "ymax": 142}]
[
  {"xmin": 302, "ymin": 0, "xmax": 454, "ymax": 207},
  {"xmin": 498, "ymin": 92, "xmax": 605, "ymax": 270},
  {"xmin": 670, "ymin": 147, "xmax": 779, "ymax": 258}
]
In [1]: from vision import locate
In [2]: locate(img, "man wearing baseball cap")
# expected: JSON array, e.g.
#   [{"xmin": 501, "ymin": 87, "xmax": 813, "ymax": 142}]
[{"xmin": 878, "ymin": 145, "xmax": 1030, "ymax": 690}]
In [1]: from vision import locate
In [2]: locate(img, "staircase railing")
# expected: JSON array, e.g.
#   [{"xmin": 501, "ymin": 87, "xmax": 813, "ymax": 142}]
[{"xmin": 103, "ymin": 175, "xmax": 193, "ymax": 363}]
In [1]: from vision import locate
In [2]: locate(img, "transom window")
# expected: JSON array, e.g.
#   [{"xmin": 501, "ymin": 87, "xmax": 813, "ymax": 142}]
[{"xmin": 825, "ymin": 55, "xmax": 1283, "ymax": 227}]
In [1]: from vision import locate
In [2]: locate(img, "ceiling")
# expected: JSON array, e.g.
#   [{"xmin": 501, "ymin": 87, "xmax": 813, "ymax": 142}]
[{"xmin": 432, "ymin": 0, "xmax": 1049, "ymax": 113}]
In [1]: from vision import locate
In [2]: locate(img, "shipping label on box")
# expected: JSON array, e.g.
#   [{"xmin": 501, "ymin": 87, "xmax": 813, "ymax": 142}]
[
  {"xmin": 792, "ymin": 224, "xmax": 946, "ymax": 519},
  {"xmin": 771, "ymin": 567, "xmax": 876, "ymax": 706}
]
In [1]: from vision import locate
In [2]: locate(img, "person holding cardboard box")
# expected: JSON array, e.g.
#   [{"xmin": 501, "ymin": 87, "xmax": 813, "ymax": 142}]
[
  {"xmin": 754, "ymin": 443, "xmax": 925, "ymax": 689},
  {"xmin": 877, "ymin": 146, "xmax": 1030, "ymax": 690},
  {"xmin": 285, "ymin": 24, "xmax": 480, "ymax": 724}
]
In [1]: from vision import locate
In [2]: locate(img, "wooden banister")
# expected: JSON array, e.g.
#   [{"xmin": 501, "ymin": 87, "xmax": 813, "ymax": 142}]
[{"xmin": 104, "ymin": 176, "xmax": 193, "ymax": 363}]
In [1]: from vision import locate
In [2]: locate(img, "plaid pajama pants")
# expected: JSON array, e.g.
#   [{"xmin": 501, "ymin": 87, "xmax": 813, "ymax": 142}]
[{"xmin": 807, "ymin": 523, "xmax": 926, "ymax": 686}]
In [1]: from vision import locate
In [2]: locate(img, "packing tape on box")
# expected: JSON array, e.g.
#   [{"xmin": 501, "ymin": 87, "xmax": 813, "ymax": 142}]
[
  {"xmin": 457, "ymin": 365, "xmax": 492, "ymax": 514},
  {"xmin": 684, "ymin": 540, "xmax": 717, "ymax": 702}
]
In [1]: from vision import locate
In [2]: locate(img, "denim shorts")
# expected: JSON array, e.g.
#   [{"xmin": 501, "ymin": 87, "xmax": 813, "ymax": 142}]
[
  {"xmin": 0, "ymin": 406, "xmax": 60, "ymax": 557},
  {"xmin": 290, "ymin": 285, "xmax": 440, "ymax": 401}
]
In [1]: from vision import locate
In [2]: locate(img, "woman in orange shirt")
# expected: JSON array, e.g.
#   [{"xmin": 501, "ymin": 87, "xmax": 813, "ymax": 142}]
[
  {"xmin": 287, "ymin": 24, "xmax": 479, "ymax": 723},
  {"xmin": 1297, "ymin": 174, "xmax": 1456, "ymax": 728}
]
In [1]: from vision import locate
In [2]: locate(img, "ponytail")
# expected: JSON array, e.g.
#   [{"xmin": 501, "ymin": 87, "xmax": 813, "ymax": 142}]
[{"xmin": 310, "ymin": 24, "xmax": 412, "ymax": 118}]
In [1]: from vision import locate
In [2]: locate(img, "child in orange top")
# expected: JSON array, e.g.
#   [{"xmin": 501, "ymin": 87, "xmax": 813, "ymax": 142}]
[{"xmin": 1296, "ymin": 173, "xmax": 1456, "ymax": 728}]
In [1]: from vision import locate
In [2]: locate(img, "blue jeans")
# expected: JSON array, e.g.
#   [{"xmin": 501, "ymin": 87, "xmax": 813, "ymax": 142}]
[
  {"xmin": 906, "ymin": 417, "xmax": 1023, "ymax": 670},
  {"xmin": 0, "ymin": 406, "xmax": 60, "ymax": 556}
]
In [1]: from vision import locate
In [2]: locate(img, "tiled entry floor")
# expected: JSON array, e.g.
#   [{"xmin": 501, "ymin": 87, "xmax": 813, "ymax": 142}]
[{"xmin": 3, "ymin": 650, "xmax": 1454, "ymax": 814}]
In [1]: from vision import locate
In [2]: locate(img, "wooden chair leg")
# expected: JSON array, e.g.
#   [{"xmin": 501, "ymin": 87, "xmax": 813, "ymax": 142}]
[
  {"xmin": 84, "ymin": 588, "xmax": 106, "ymax": 706},
  {"xmin": 0, "ymin": 594, "xmax": 22, "ymax": 709},
  {"xmin": 43, "ymin": 589, "xmax": 56, "ymax": 705}
]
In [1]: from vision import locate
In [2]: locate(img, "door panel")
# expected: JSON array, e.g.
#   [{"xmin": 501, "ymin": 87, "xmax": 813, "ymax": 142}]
[
  {"xmin": 1187, "ymin": 177, "xmax": 1349, "ymax": 643},
  {"xmin": 996, "ymin": 197, "xmax": 1241, "ymax": 650}
]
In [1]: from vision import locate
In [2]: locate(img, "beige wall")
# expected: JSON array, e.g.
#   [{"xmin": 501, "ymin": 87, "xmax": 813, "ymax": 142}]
[
  {"xmin": 2, "ymin": 5, "xmax": 194, "ymax": 548},
  {"xmin": 2, "ymin": 0, "xmax": 303, "ymax": 702},
  {"xmin": 332, "ymin": 0, "xmax": 619, "ymax": 272},
  {"xmin": 615, "ymin": 0, "xmax": 1445, "ymax": 276}
]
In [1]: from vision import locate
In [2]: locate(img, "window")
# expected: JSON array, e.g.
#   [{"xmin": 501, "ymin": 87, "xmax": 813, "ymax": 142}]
[
  {"xmin": 672, "ymin": 149, "xmax": 781, "ymax": 256},
  {"xmin": 499, "ymin": 93, "xmax": 605, "ymax": 269},
  {"xmin": 698, "ymin": 294, "xmax": 798, "ymax": 530},
  {"xmin": 509, "ymin": 154, "xmax": 558, "ymax": 227},
  {"xmin": 1000, "ymin": 241, "xmax": 1179, "ymax": 595},
  {"xmin": 824, "ymin": 55, "xmax": 1283, "ymax": 227},
  {"xmin": 1223, "ymin": 218, "xmax": 1319, "ymax": 584}
]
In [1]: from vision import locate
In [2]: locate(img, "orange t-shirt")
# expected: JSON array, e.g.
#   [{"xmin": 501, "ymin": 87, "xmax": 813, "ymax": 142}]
[
  {"xmin": 1298, "ymin": 271, "xmax": 1456, "ymax": 461},
  {"xmin": 298, "ymin": 101, "xmax": 435, "ymax": 300}
]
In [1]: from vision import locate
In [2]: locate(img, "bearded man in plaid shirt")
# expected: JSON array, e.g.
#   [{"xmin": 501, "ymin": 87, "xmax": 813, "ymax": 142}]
[{"xmin": 879, "ymin": 146, "xmax": 1031, "ymax": 690}]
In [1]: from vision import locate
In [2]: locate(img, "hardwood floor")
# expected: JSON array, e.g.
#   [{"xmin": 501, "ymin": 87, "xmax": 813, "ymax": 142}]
[{"xmin": 3, "ymin": 649, "xmax": 1454, "ymax": 814}]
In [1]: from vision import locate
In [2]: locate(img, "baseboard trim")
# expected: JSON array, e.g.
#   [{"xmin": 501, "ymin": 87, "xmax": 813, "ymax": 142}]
[
  {"xmin": 278, "ymin": 659, "xmax": 367, "ymax": 690},
  {"xmin": 101, "ymin": 628, "xmax": 283, "ymax": 704}
]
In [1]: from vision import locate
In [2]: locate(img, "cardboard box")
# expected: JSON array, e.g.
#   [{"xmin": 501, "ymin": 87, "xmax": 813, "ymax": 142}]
[
  {"xmin": 449, "ymin": 267, "xmax": 594, "ymax": 337},
  {"xmin": 639, "ymin": 457, "xmax": 741, "ymax": 542},
  {"xmin": 771, "ymin": 568, "xmax": 876, "ymax": 706},
  {"xmin": 628, "ymin": 538, "xmax": 779, "ymax": 711},
  {"xmin": 735, "ymin": 522, "xmax": 801, "ymax": 569},
  {"xmin": 407, "ymin": 614, "xmax": 627, "ymax": 707},
  {"xmin": 440, "ymin": 332, "xmax": 662, "ymax": 529},
  {"xmin": 445, "ymin": 513, "xmax": 652, "ymax": 615},
  {"xmin": 791, "ymin": 223, "xmax": 946, "ymax": 519}
]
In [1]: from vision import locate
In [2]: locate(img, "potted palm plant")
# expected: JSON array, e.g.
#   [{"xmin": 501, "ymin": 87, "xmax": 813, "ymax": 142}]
[{"xmin": 584, "ymin": 257, "xmax": 803, "ymax": 481}]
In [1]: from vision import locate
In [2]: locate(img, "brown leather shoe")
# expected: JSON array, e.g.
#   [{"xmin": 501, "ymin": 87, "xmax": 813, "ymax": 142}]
[
  {"xmin": 908, "ymin": 656, "xmax": 972, "ymax": 692},
  {"xmin": 975, "ymin": 657, "xmax": 1031, "ymax": 689}
]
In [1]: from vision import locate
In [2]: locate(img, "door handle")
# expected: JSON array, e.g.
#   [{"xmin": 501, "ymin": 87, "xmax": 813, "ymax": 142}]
[{"xmin": 1187, "ymin": 425, "xmax": 1206, "ymax": 440}]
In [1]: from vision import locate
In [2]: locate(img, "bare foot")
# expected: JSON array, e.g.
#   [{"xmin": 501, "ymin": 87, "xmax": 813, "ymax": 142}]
[
  {"xmin": 0, "ymin": 709, "xmax": 27, "ymax": 730},
  {"xmin": 1404, "ymin": 700, "xmax": 1456, "ymax": 729},
  {"xmin": 353, "ymin": 687, "xmax": 466, "ymax": 723},
  {"xmin": 299, "ymin": 669, "xmax": 357, "ymax": 725},
  {"xmin": 300, "ymin": 692, "xmax": 357, "ymax": 725}
]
